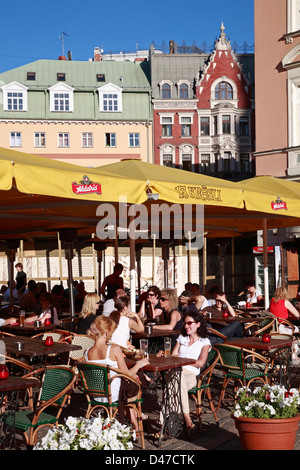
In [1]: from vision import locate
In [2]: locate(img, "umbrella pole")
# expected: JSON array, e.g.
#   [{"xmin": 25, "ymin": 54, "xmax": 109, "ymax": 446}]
[{"xmin": 263, "ymin": 219, "xmax": 269, "ymax": 309}]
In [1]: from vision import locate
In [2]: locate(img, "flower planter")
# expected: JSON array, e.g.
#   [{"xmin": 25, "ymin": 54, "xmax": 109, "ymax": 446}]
[{"xmin": 233, "ymin": 415, "xmax": 300, "ymax": 450}]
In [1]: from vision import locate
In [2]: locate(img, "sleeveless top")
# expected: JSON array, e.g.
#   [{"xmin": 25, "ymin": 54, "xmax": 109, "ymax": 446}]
[
  {"xmin": 84, "ymin": 345, "xmax": 120, "ymax": 403},
  {"xmin": 163, "ymin": 308, "xmax": 183, "ymax": 331},
  {"xmin": 269, "ymin": 298, "xmax": 289, "ymax": 320},
  {"xmin": 111, "ymin": 316, "xmax": 130, "ymax": 348}
]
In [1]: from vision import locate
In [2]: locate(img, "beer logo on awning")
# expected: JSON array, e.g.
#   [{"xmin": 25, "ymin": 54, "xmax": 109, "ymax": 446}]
[
  {"xmin": 72, "ymin": 175, "xmax": 102, "ymax": 195},
  {"xmin": 271, "ymin": 197, "xmax": 287, "ymax": 211}
]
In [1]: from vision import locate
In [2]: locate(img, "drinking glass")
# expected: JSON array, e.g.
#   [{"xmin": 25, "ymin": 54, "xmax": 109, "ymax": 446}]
[
  {"xmin": 139, "ymin": 339, "xmax": 149, "ymax": 358},
  {"xmin": 164, "ymin": 337, "xmax": 171, "ymax": 357},
  {"xmin": 19, "ymin": 310, "xmax": 25, "ymax": 327}
]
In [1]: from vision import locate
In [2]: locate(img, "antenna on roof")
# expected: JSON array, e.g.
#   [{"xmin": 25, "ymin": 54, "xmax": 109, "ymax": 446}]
[{"xmin": 59, "ymin": 32, "xmax": 70, "ymax": 58}]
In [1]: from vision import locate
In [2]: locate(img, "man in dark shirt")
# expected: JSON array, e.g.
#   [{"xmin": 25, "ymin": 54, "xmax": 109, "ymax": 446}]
[{"xmin": 202, "ymin": 292, "xmax": 243, "ymax": 345}]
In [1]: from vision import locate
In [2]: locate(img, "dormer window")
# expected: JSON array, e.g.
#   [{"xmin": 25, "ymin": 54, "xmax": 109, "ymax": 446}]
[
  {"xmin": 1, "ymin": 81, "xmax": 28, "ymax": 111},
  {"xmin": 159, "ymin": 80, "xmax": 173, "ymax": 99},
  {"xmin": 48, "ymin": 83, "xmax": 75, "ymax": 112},
  {"xmin": 98, "ymin": 83, "xmax": 123, "ymax": 112},
  {"xmin": 215, "ymin": 81, "xmax": 233, "ymax": 100}
]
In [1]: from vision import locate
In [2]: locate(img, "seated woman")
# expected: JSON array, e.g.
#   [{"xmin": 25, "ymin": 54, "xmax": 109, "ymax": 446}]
[
  {"xmin": 138, "ymin": 286, "xmax": 162, "ymax": 322},
  {"xmin": 85, "ymin": 316, "xmax": 149, "ymax": 434},
  {"xmin": 152, "ymin": 288, "xmax": 182, "ymax": 332},
  {"xmin": 157, "ymin": 309, "xmax": 210, "ymax": 438},
  {"xmin": 269, "ymin": 286, "xmax": 300, "ymax": 325},
  {"xmin": 109, "ymin": 296, "xmax": 144, "ymax": 348},
  {"xmin": 77, "ymin": 293, "xmax": 100, "ymax": 335},
  {"xmin": 25, "ymin": 291, "xmax": 59, "ymax": 325},
  {"xmin": 246, "ymin": 281, "xmax": 263, "ymax": 305}
]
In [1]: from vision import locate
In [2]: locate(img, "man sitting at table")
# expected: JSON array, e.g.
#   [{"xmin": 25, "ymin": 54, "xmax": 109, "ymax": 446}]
[
  {"xmin": 201, "ymin": 291, "xmax": 243, "ymax": 345},
  {"xmin": 19, "ymin": 280, "xmax": 40, "ymax": 312},
  {"xmin": 102, "ymin": 289, "xmax": 125, "ymax": 317}
]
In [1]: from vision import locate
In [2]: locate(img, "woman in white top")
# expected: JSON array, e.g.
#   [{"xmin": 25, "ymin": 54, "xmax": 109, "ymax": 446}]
[
  {"xmin": 109, "ymin": 296, "xmax": 144, "ymax": 348},
  {"xmin": 246, "ymin": 281, "xmax": 262, "ymax": 304},
  {"xmin": 85, "ymin": 315, "xmax": 149, "ymax": 434},
  {"xmin": 159, "ymin": 309, "xmax": 211, "ymax": 438}
]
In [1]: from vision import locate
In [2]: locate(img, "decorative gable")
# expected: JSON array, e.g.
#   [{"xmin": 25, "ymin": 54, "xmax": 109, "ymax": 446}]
[
  {"xmin": 48, "ymin": 83, "xmax": 75, "ymax": 112},
  {"xmin": 1, "ymin": 81, "xmax": 28, "ymax": 111},
  {"xmin": 98, "ymin": 83, "xmax": 123, "ymax": 112}
]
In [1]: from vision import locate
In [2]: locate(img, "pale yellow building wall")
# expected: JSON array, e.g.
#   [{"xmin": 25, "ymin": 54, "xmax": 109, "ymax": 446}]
[{"xmin": 0, "ymin": 120, "xmax": 153, "ymax": 167}]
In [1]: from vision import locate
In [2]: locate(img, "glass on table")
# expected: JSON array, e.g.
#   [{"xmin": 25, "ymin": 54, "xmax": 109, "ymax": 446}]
[
  {"xmin": 164, "ymin": 337, "xmax": 171, "ymax": 357},
  {"xmin": 139, "ymin": 339, "xmax": 149, "ymax": 358},
  {"xmin": 19, "ymin": 310, "xmax": 25, "ymax": 327}
]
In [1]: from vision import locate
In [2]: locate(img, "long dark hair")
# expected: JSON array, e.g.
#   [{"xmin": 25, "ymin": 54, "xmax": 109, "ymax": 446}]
[
  {"xmin": 181, "ymin": 305, "xmax": 207, "ymax": 338},
  {"xmin": 109, "ymin": 295, "xmax": 129, "ymax": 325}
]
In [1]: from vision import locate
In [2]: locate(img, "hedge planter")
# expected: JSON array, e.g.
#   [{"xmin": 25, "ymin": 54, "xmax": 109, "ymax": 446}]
[{"xmin": 233, "ymin": 415, "xmax": 300, "ymax": 450}]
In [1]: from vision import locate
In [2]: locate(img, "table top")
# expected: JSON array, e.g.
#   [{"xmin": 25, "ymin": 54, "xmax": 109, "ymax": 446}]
[
  {"xmin": 132, "ymin": 329, "xmax": 181, "ymax": 339},
  {"xmin": 220, "ymin": 336, "xmax": 293, "ymax": 351},
  {"xmin": 0, "ymin": 376, "xmax": 39, "ymax": 393},
  {"xmin": 1, "ymin": 323, "xmax": 57, "ymax": 334},
  {"xmin": 208, "ymin": 315, "xmax": 272, "ymax": 325},
  {"xmin": 1, "ymin": 335, "xmax": 81, "ymax": 357},
  {"xmin": 126, "ymin": 354, "xmax": 196, "ymax": 372}
]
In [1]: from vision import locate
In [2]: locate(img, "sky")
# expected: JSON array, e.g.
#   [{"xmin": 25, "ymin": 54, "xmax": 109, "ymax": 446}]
[{"xmin": 0, "ymin": 0, "xmax": 254, "ymax": 73}]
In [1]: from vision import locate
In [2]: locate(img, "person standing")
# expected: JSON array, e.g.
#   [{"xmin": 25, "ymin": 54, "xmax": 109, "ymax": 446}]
[
  {"xmin": 100, "ymin": 263, "xmax": 124, "ymax": 300},
  {"xmin": 15, "ymin": 263, "xmax": 27, "ymax": 296}
]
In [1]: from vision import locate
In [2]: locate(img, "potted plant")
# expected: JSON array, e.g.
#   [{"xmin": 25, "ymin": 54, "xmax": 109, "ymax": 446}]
[
  {"xmin": 233, "ymin": 385, "xmax": 300, "ymax": 450},
  {"xmin": 34, "ymin": 415, "xmax": 135, "ymax": 450}
]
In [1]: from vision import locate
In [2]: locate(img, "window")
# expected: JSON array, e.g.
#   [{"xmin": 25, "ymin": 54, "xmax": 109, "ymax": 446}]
[
  {"xmin": 180, "ymin": 116, "xmax": 192, "ymax": 137},
  {"xmin": 182, "ymin": 154, "xmax": 192, "ymax": 171},
  {"xmin": 1, "ymin": 82, "xmax": 28, "ymax": 112},
  {"xmin": 57, "ymin": 73, "xmax": 66, "ymax": 81},
  {"xmin": 240, "ymin": 153, "xmax": 250, "ymax": 172},
  {"xmin": 213, "ymin": 116, "xmax": 218, "ymax": 135},
  {"xmin": 49, "ymin": 83, "xmax": 74, "ymax": 112},
  {"xmin": 162, "ymin": 83, "xmax": 171, "ymax": 99},
  {"xmin": 222, "ymin": 115, "xmax": 231, "ymax": 134},
  {"xmin": 105, "ymin": 133, "xmax": 116, "ymax": 147},
  {"xmin": 161, "ymin": 116, "xmax": 173, "ymax": 137},
  {"xmin": 10, "ymin": 132, "xmax": 21, "ymax": 147},
  {"xmin": 162, "ymin": 154, "xmax": 173, "ymax": 167},
  {"xmin": 82, "ymin": 133, "xmax": 93, "ymax": 148},
  {"xmin": 98, "ymin": 83, "xmax": 123, "ymax": 113},
  {"xmin": 215, "ymin": 82, "xmax": 233, "ymax": 100},
  {"xmin": 129, "ymin": 133, "xmax": 140, "ymax": 147},
  {"xmin": 200, "ymin": 117, "xmax": 210, "ymax": 136},
  {"xmin": 179, "ymin": 83, "xmax": 188, "ymax": 99},
  {"xmin": 240, "ymin": 116, "xmax": 249, "ymax": 136},
  {"xmin": 34, "ymin": 132, "xmax": 46, "ymax": 147},
  {"xmin": 200, "ymin": 154, "xmax": 210, "ymax": 173},
  {"xmin": 54, "ymin": 93, "xmax": 70, "ymax": 111},
  {"xmin": 223, "ymin": 152, "xmax": 231, "ymax": 173},
  {"xmin": 96, "ymin": 74, "xmax": 105, "ymax": 82},
  {"xmin": 58, "ymin": 133, "xmax": 69, "ymax": 147},
  {"xmin": 27, "ymin": 72, "xmax": 36, "ymax": 81}
]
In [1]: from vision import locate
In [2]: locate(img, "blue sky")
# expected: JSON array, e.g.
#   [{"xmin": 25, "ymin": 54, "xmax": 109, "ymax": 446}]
[{"xmin": 0, "ymin": 0, "xmax": 254, "ymax": 73}]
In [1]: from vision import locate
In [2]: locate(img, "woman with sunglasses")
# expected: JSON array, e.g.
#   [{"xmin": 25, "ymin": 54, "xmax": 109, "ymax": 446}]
[
  {"xmin": 172, "ymin": 309, "xmax": 210, "ymax": 438},
  {"xmin": 77, "ymin": 293, "xmax": 100, "ymax": 335},
  {"xmin": 139, "ymin": 286, "xmax": 163, "ymax": 321},
  {"xmin": 152, "ymin": 288, "xmax": 182, "ymax": 332}
]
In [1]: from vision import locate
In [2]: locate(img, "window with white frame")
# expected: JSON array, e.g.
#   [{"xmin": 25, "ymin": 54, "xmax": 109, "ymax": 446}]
[
  {"xmin": 200, "ymin": 117, "xmax": 210, "ymax": 136},
  {"xmin": 287, "ymin": 0, "xmax": 300, "ymax": 33},
  {"xmin": 239, "ymin": 116, "xmax": 249, "ymax": 136},
  {"xmin": 162, "ymin": 154, "xmax": 173, "ymax": 167},
  {"xmin": 179, "ymin": 114, "xmax": 193, "ymax": 137},
  {"xmin": 98, "ymin": 83, "xmax": 123, "ymax": 113},
  {"xmin": 105, "ymin": 133, "xmax": 116, "ymax": 147},
  {"xmin": 179, "ymin": 83, "xmax": 189, "ymax": 99},
  {"xmin": 222, "ymin": 115, "xmax": 231, "ymax": 134},
  {"xmin": 129, "ymin": 133, "xmax": 140, "ymax": 147},
  {"xmin": 10, "ymin": 132, "xmax": 21, "ymax": 147},
  {"xmin": 223, "ymin": 152, "xmax": 231, "ymax": 173},
  {"xmin": 240, "ymin": 153, "xmax": 250, "ymax": 173},
  {"xmin": 182, "ymin": 154, "xmax": 192, "ymax": 171},
  {"xmin": 1, "ymin": 82, "xmax": 28, "ymax": 111},
  {"xmin": 82, "ymin": 133, "xmax": 93, "ymax": 148},
  {"xmin": 34, "ymin": 132, "xmax": 46, "ymax": 147},
  {"xmin": 161, "ymin": 115, "xmax": 173, "ymax": 137},
  {"xmin": 49, "ymin": 83, "xmax": 74, "ymax": 112},
  {"xmin": 200, "ymin": 154, "xmax": 210, "ymax": 173},
  {"xmin": 58, "ymin": 133, "xmax": 69, "ymax": 147}
]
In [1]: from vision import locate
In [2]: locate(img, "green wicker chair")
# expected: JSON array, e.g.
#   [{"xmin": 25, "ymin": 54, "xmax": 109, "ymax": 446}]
[
  {"xmin": 5, "ymin": 365, "xmax": 76, "ymax": 448},
  {"xmin": 188, "ymin": 347, "xmax": 220, "ymax": 427},
  {"xmin": 77, "ymin": 362, "xmax": 145, "ymax": 449},
  {"xmin": 215, "ymin": 344, "xmax": 269, "ymax": 411}
]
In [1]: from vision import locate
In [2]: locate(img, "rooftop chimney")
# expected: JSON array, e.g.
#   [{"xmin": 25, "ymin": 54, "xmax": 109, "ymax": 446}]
[{"xmin": 94, "ymin": 47, "xmax": 102, "ymax": 62}]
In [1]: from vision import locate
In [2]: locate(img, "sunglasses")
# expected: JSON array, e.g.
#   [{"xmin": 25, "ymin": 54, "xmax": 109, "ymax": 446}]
[
  {"xmin": 184, "ymin": 321, "xmax": 196, "ymax": 326},
  {"xmin": 148, "ymin": 293, "xmax": 155, "ymax": 297},
  {"xmin": 160, "ymin": 297, "xmax": 168, "ymax": 301}
]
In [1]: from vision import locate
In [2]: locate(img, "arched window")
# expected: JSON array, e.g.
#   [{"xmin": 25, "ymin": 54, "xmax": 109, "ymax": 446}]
[
  {"xmin": 179, "ymin": 83, "xmax": 188, "ymax": 99},
  {"xmin": 215, "ymin": 82, "xmax": 233, "ymax": 100},
  {"xmin": 162, "ymin": 83, "xmax": 171, "ymax": 99}
]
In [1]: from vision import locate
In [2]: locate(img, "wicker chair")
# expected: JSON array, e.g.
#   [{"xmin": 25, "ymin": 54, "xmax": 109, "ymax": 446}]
[
  {"xmin": 31, "ymin": 332, "xmax": 62, "ymax": 342},
  {"xmin": 188, "ymin": 347, "xmax": 220, "ymax": 427},
  {"xmin": 64, "ymin": 334, "xmax": 95, "ymax": 366},
  {"xmin": 243, "ymin": 317, "xmax": 276, "ymax": 337},
  {"xmin": 215, "ymin": 344, "xmax": 269, "ymax": 411},
  {"xmin": 0, "ymin": 354, "xmax": 33, "ymax": 375},
  {"xmin": 77, "ymin": 362, "xmax": 145, "ymax": 449},
  {"xmin": 4, "ymin": 365, "xmax": 76, "ymax": 448}
]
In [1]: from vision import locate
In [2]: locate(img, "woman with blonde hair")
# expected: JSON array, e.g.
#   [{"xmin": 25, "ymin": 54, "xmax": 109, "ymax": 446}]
[
  {"xmin": 77, "ymin": 293, "xmax": 100, "ymax": 335},
  {"xmin": 85, "ymin": 315, "xmax": 149, "ymax": 434},
  {"xmin": 269, "ymin": 286, "xmax": 300, "ymax": 321},
  {"xmin": 153, "ymin": 288, "xmax": 182, "ymax": 332}
]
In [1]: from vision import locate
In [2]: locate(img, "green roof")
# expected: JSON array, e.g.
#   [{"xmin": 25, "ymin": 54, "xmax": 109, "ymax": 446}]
[{"xmin": 0, "ymin": 59, "xmax": 152, "ymax": 121}]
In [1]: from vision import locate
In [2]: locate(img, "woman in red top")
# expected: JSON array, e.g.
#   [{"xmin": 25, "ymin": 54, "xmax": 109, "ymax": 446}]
[{"xmin": 269, "ymin": 286, "xmax": 299, "ymax": 320}]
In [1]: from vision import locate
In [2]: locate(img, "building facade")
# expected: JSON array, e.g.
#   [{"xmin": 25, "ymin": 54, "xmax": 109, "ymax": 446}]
[
  {"xmin": 254, "ymin": 0, "xmax": 300, "ymax": 296},
  {"xmin": 151, "ymin": 24, "xmax": 255, "ymax": 181},
  {"xmin": 0, "ymin": 58, "xmax": 153, "ymax": 167}
]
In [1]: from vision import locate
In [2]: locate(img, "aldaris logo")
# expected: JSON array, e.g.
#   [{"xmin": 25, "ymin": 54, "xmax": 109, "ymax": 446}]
[{"xmin": 72, "ymin": 175, "xmax": 102, "ymax": 195}]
